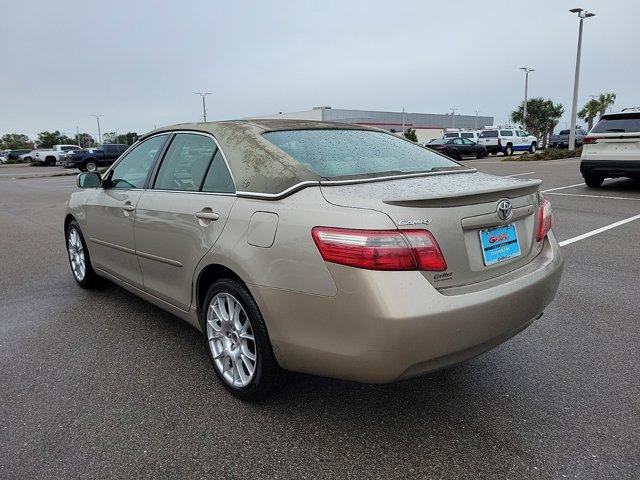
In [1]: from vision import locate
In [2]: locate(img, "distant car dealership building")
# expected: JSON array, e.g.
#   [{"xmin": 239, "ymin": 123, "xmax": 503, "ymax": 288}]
[{"xmin": 253, "ymin": 106, "xmax": 494, "ymax": 143}]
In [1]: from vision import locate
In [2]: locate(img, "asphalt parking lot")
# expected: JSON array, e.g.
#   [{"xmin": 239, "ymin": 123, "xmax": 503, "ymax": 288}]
[{"xmin": 1, "ymin": 158, "xmax": 638, "ymax": 479}]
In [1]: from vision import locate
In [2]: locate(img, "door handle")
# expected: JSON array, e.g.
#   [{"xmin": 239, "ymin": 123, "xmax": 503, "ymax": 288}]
[
  {"xmin": 122, "ymin": 204, "xmax": 135, "ymax": 212},
  {"xmin": 195, "ymin": 209, "xmax": 219, "ymax": 221}
]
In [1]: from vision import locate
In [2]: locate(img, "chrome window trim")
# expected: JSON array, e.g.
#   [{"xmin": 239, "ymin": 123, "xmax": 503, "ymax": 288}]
[{"xmin": 236, "ymin": 168, "xmax": 477, "ymax": 200}]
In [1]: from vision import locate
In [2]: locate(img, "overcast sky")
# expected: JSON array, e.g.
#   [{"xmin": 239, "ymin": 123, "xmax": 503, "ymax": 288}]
[{"xmin": 1, "ymin": 0, "xmax": 638, "ymax": 140}]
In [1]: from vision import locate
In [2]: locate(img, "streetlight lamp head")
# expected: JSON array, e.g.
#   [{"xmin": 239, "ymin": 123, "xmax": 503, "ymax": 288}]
[
  {"xmin": 585, "ymin": 12, "xmax": 595, "ymax": 17},
  {"xmin": 569, "ymin": 8, "xmax": 583, "ymax": 13}
]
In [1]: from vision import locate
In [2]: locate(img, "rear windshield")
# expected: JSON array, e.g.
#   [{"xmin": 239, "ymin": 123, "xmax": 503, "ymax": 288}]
[
  {"xmin": 479, "ymin": 130, "xmax": 498, "ymax": 138},
  {"xmin": 592, "ymin": 114, "xmax": 640, "ymax": 133},
  {"xmin": 262, "ymin": 130, "xmax": 463, "ymax": 180},
  {"xmin": 559, "ymin": 130, "xmax": 570, "ymax": 135}
]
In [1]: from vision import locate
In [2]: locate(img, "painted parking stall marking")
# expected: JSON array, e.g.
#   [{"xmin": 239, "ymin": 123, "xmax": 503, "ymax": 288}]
[{"xmin": 558, "ymin": 213, "xmax": 640, "ymax": 247}]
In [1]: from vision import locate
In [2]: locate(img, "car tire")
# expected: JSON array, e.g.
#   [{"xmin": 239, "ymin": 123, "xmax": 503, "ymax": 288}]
[
  {"xmin": 65, "ymin": 220, "xmax": 100, "ymax": 289},
  {"xmin": 505, "ymin": 144, "xmax": 513, "ymax": 156},
  {"xmin": 202, "ymin": 278, "xmax": 284, "ymax": 401},
  {"xmin": 583, "ymin": 175, "xmax": 604, "ymax": 188},
  {"xmin": 85, "ymin": 160, "xmax": 98, "ymax": 172},
  {"xmin": 476, "ymin": 148, "xmax": 487, "ymax": 159},
  {"xmin": 448, "ymin": 149, "xmax": 459, "ymax": 160},
  {"xmin": 45, "ymin": 157, "xmax": 56, "ymax": 166},
  {"xmin": 529, "ymin": 142, "xmax": 537, "ymax": 154}
]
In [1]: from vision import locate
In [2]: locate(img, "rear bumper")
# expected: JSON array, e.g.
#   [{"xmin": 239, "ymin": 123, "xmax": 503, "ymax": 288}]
[
  {"xmin": 251, "ymin": 232, "xmax": 564, "ymax": 383},
  {"xmin": 580, "ymin": 159, "xmax": 640, "ymax": 178}
]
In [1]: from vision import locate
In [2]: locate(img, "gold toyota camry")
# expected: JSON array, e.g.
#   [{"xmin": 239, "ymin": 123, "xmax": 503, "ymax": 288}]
[{"xmin": 65, "ymin": 120, "xmax": 563, "ymax": 400}]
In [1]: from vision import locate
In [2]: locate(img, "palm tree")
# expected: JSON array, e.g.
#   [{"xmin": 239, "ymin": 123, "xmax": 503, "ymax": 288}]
[
  {"xmin": 578, "ymin": 99, "xmax": 600, "ymax": 131},
  {"xmin": 596, "ymin": 92, "xmax": 616, "ymax": 118},
  {"xmin": 512, "ymin": 98, "xmax": 564, "ymax": 147}
]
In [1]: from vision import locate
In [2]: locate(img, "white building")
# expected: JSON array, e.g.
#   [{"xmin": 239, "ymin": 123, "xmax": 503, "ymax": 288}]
[{"xmin": 253, "ymin": 106, "xmax": 494, "ymax": 143}]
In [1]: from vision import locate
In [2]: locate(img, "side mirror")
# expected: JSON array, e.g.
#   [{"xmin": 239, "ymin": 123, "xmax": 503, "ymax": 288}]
[{"xmin": 77, "ymin": 171, "xmax": 102, "ymax": 188}]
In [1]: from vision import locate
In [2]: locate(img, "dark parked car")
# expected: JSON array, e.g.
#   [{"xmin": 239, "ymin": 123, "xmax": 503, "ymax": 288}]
[
  {"xmin": 64, "ymin": 144, "xmax": 129, "ymax": 171},
  {"xmin": 425, "ymin": 137, "xmax": 487, "ymax": 159},
  {"xmin": 550, "ymin": 128, "xmax": 588, "ymax": 149},
  {"xmin": 5, "ymin": 149, "xmax": 32, "ymax": 162}
]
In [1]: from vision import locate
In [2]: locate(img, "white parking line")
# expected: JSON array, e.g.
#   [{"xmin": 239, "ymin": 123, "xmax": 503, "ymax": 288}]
[
  {"xmin": 546, "ymin": 192, "xmax": 640, "ymax": 201},
  {"xmin": 559, "ymin": 214, "xmax": 640, "ymax": 247},
  {"xmin": 542, "ymin": 182, "xmax": 585, "ymax": 193},
  {"xmin": 505, "ymin": 171, "xmax": 536, "ymax": 177}
]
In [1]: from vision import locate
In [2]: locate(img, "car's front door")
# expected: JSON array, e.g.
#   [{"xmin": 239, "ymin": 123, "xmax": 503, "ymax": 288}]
[
  {"xmin": 134, "ymin": 133, "xmax": 236, "ymax": 310},
  {"xmin": 85, "ymin": 134, "xmax": 169, "ymax": 287}
]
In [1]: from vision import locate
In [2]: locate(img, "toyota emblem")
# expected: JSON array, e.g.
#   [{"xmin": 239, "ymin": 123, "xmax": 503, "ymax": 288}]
[{"xmin": 496, "ymin": 199, "xmax": 513, "ymax": 221}]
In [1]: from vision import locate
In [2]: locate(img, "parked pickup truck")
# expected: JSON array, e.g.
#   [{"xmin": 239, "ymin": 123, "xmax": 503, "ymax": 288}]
[
  {"xmin": 32, "ymin": 145, "xmax": 82, "ymax": 166},
  {"xmin": 63, "ymin": 143, "xmax": 129, "ymax": 171},
  {"xmin": 549, "ymin": 128, "xmax": 587, "ymax": 149}
]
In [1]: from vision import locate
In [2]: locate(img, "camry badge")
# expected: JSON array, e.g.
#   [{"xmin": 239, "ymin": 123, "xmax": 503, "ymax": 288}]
[
  {"xmin": 398, "ymin": 219, "xmax": 433, "ymax": 226},
  {"xmin": 496, "ymin": 199, "xmax": 513, "ymax": 221}
]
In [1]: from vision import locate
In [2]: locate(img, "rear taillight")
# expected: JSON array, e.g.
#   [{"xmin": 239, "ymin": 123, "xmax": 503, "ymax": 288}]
[
  {"xmin": 311, "ymin": 227, "xmax": 447, "ymax": 271},
  {"xmin": 582, "ymin": 136, "xmax": 599, "ymax": 144},
  {"xmin": 536, "ymin": 199, "xmax": 553, "ymax": 242}
]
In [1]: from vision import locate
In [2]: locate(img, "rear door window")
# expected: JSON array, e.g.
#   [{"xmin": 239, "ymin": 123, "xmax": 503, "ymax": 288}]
[
  {"xmin": 500, "ymin": 130, "xmax": 513, "ymax": 136},
  {"xmin": 153, "ymin": 133, "xmax": 216, "ymax": 191},
  {"xmin": 444, "ymin": 133, "xmax": 459, "ymax": 138},
  {"xmin": 461, "ymin": 132, "xmax": 474, "ymax": 139},
  {"xmin": 592, "ymin": 114, "xmax": 640, "ymax": 133}
]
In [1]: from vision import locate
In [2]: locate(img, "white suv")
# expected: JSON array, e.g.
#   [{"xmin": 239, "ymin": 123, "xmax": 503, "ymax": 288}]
[
  {"xmin": 477, "ymin": 127, "xmax": 538, "ymax": 156},
  {"xmin": 580, "ymin": 108, "xmax": 640, "ymax": 187}
]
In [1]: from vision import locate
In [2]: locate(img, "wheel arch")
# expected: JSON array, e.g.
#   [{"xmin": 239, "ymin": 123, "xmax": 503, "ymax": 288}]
[
  {"xmin": 64, "ymin": 213, "xmax": 76, "ymax": 233},
  {"xmin": 195, "ymin": 263, "xmax": 247, "ymax": 313}
]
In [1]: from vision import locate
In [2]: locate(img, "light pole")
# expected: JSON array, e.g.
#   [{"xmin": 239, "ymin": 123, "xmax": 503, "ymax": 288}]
[
  {"xmin": 519, "ymin": 67, "xmax": 535, "ymax": 130},
  {"xmin": 91, "ymin": 114, "xmax": 103, "ymax": 144},
  {"xmin": 450, "ymin": 107, "xmax": 458, "ymax": 128},
  {"xmin": 568, "ymin": 8, "xmax": 595, "ymax": 151},
  {"xmin": 475, "ymin": 109, "xmax": 480, "ymax": 129},
  {"xmin": 194, "ymin": 92, "xmax": 212, "ymax": 122}
]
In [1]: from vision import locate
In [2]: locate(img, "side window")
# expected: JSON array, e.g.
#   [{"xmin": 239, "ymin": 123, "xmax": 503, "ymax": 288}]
[
  {"xmin": 154, "ymin": 134, "xmax": 215, "ymax": 191},
  {"xmin": 110, "ymin": 134, "xmax": 168, "ymax": 189},
  {"xmin": 461, "ymin": 132, "xmax": 474, "ymax": 139},
  {"xmin": 500, "ymin": 130, "xmax": 513, "ymax": 136},
  {"xmin": 452, "ymin": 138, "xmax": 464, "ymax": 145},
  {"xmin": 462, "ymin": 138, "xmax": 474, "ymax": 145},
  {"xmin": 202, "ymin": 149, "xmax": 235, "ymax": 193}
]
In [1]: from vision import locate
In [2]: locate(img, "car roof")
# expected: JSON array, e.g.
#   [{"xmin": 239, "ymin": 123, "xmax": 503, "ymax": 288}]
[{"xmin": 141, "ymin": 120, "xmax": 385, "ymax": 196}]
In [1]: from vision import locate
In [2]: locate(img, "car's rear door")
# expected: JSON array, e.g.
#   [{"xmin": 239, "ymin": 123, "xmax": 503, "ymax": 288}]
[
  {"xmin": 85, "ymin": 134, "xmax": 170, "ymax": 287},
  {"xmin": 134, "ymin": 132, "xmax": 236, "ymax": 310}
]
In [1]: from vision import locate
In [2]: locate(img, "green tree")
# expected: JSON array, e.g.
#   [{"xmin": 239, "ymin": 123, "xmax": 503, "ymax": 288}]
[
  {"xmin": 596, "ymin": 92, "xmax": 616, "ymax": 117},
  {"xmin": 403, "ymin": 128, "xmax": 418, "ymax": 142},
  {"xmin": 36, "ymin": 130, "xmax": 75, "ymax": 148},
  {"xmin": 512, "ymin": 98, "xmax": 564, "ymax": 147},
  {"xmin": 0, "ymin": 133, "xmax": 33, "ymax": 150},
  {"xmin": 578, "ymin": 99, "xmax": 600, "ymax": 131}
]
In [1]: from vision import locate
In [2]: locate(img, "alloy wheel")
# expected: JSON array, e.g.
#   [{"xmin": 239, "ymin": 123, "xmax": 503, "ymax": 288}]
[
  {"xmin": 206, "ymin": 292, "xmax": 257, "ymax": 388},
  {"xmin": 67, "ymin": 228, "xmax": 86, "ymax": 281}
]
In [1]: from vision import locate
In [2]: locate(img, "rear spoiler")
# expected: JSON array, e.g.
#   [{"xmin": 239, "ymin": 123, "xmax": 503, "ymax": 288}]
[{"xmin": 383, "ymin": 178, "xmax": 542, "ymax": 208}]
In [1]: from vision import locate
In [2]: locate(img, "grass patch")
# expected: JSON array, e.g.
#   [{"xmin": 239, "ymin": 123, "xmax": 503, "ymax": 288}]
[{"xmin": 503, "ymin": 147, "xmax": 582, "ymax": 161}]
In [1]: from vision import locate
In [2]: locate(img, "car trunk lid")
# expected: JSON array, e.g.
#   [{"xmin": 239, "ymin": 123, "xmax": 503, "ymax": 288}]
[{"xmin": 320, "ymin": 171, "xmax": 544, "ymax": 289}]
